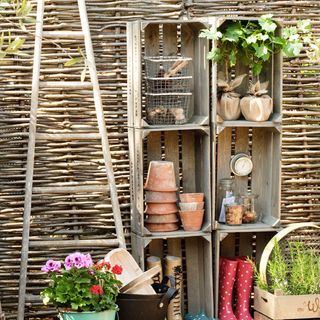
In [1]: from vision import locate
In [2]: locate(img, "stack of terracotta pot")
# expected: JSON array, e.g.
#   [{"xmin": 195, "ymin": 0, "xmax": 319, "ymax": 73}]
[
  {"xmin": 144, "ymin": 161, "xmax": 179, "ymax": 232},
  {"xmin": 179, "ymin": 193, "xmax": 205, "ymax": 231}
]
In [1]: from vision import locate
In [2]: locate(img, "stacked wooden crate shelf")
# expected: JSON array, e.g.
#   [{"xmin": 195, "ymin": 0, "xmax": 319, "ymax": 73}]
[
  {"xmin": 127, "ymin": 20, "xmax": 214, "ymax": 316},
  {"xmin": 212, "ymin": 17, "xmax": 283, "ymax": 318}
]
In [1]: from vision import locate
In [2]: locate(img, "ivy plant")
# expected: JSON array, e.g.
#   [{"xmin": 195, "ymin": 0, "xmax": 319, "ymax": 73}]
[{"xmin": 200, "ymin": 15, "xmax": 313, "ymax": 78}]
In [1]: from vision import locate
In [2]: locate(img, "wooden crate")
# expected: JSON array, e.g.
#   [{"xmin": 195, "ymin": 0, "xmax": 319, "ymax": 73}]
[
  {"xmin": 214, "ymin": 127, "xmax": 282, "ymax": 230},
  {"xmin": 213, "ymin": 230, "xmax": 277, "ymax": 318},
  {"xmin": 211, "ymin": 17, "xmax": 283, "ymax": 123},
  {"xmin": 129, "ymin": 127, "xmax": 211, "ymax": 237},
  {"xmin": 127, "ymin": 20, "xmax": 210, "ymax": 128},
  {"xmin": 254, "ymin": 287, "xmax": 320, "ymax": 319},
  {"xmin": 131, "ymin": 233, "xmax": 214, "ymax": 317}
]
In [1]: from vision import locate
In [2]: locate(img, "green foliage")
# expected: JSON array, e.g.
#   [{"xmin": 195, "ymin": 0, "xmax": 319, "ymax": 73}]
[
  {"xmin": 252, "ymin": 239, "xmax": 320, "ymax": 295},
  {"xmin": 199, "ymin": 15, "xmax": 314, "ymax": 76},
  {"xmin": 64, "ymin": 47, "xmax": 88, "ymax": 82}
]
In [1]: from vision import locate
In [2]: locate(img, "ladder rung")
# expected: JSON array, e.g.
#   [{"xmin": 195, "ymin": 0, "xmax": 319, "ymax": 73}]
[
  {"xmin": 40, "ymin": 81, "xmax": 92, "ymax": 89},
  {"xmin": 29, "ymin": 239, "xmax": 119, "ymax": 248},
  {"xmin": 32, "ymin": 185, "xmax": 109, "ymax": 194},
  {"xmin": 42, "ymin": 31, "xmax": 84, "ymax": 39},
  {"xmin": 36, "ymin": 133, "xmax": 101, "ymax": 140}
]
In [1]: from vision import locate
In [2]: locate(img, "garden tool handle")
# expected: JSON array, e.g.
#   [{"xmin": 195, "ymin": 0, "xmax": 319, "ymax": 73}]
[{"xmin": 157, "ymin": 275, "xmax": 178, "ymax": 308}]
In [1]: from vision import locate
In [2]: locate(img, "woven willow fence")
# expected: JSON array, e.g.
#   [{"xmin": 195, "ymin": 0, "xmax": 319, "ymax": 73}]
[{"xmin": 0, "ymin": 0, "xmax": 319, "ymax": 318}]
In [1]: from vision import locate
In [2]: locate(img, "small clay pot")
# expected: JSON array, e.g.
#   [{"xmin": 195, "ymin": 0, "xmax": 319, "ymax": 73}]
[
  {"xmin": 145, "ymin": 191, "xmax": 177, "ymax": 204},
  {"xmin": 145, "ymin": 222, "xmax": 179, "ymax": 232},
  {"xmin": 145, "ymin": 213, "xmax": 178, "ymax": 224},
  {"xmin": 179, "ymin": 193, "xmax": 204, "ymax": 203},
  {"xmin": 179, "ymin": 202, "xmax": 204, "ymax": 211},
  {"xmin": 145, "ymin": 203, "xmax": 178, "ymax": 215},
  {"xmin": 179, "ymin": 210, "xmax": 204, "ymax": 231},
  {"xmin": 144, "ymin": 161, "xmax": 178, "ymax": 192}
]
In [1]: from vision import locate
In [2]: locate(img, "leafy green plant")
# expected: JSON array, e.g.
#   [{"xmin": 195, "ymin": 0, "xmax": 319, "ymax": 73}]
[
  {"xmin": 41, "ymin": 252, "xmax": 122, "ymax": 312},
  {"xmin": 64, "ymin": 47, "xmax": 88, "ymax": 82},
  {"xmin": 251, "ymin": 239, "xmax": 320, "ymax": 295},
  {"xmin": 199, "ymin": 15, "xmax": 313, "ymax": 77}
]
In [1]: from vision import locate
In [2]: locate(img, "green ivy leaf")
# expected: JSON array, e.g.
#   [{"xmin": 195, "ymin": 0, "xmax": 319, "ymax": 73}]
[
  {"xmin": 64, "ymin": 57, "xmax": 84, "ymax": 67},
  {"xmin": 199, "ymin": 28, "xmax": 222, "ymax": 40},
  {"xmin": 283, "ymin": 42, "xmax": 303, "ymax": 57},
  {"xmin": 229, "ymin": 50, "xmax": 237, "ymax": 66},
  {"xmin": 259, "ymin": 16, "xmax": 277, "ymax": 33},
  {"xmin": 246, "ymin": 34, "xmax": 257, "ymax": 44},
  {"xmin": 297, "ymin": 19, "xmax": 311, "ymax": 33}
]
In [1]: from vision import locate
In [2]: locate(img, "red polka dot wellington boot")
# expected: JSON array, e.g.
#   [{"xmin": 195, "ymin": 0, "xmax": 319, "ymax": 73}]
[
  {"xmin": 218, "ymin": 258, "xmax": 238, "ymax": 320},
  {"xmin": 234, "ymin": 257, "xmax": 254, "ymax": 320}
]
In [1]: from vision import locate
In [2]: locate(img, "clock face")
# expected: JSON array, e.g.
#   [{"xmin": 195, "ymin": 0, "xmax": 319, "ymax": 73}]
[{"xmin": 230, "ymin": 153, "xmax": 253, "ymax": 176}]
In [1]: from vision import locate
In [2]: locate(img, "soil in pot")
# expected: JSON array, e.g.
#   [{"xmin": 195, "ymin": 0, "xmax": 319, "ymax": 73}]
[
  {"xmin": 240, "ymin": 81, "xmax": 273, "ymax": 122},
  {"xmin": 179, "ymin": 210, "xmax": 204, "ymax": 231},
  {"xmin": 144, "ymin": 161, "xmax": 177, "ymax": 192},
  {"xmin": 145, "ymin": 202, "xmax": 178, "ymax": 215}
]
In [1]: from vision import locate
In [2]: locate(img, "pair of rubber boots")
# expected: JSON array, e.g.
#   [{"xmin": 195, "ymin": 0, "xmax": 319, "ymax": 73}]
[{"xmin": 219, "ymin": 257, "xmax": 254, "ymax": 320}]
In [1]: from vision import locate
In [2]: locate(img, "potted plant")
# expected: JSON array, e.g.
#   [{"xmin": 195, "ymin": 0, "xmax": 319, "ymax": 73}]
[
  {"xmin": 200, "ymin": 15, "xmax": 313, "ymax": 121},
  {"xmin": 249, "ymin": 240, "xmax": 320, "ymax": 319},
  {"xmin": 41, "ymin": 252, "xmax": 123, "ymax": 320}
]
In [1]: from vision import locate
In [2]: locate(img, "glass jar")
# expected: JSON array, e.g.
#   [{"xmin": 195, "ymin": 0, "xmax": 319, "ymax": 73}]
[
  {"xmin": 218, "ymin": 179, "xmax": 235, "ymax": 223},
  {"xmin": 225, "ymin": 203, "xmax": 243, "ymax": 226},
  {"xmin": 241, "ymin": 193, "xmax": 259, "ymax": 223},
  {"xmin": 219, "ymin": 178, "xmax": 234, "ymax": 199}
]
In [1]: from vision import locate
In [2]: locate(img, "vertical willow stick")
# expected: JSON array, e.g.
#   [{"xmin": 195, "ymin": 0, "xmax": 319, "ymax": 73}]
[{"xmin": 18, "ymin": 0, "xmax": 45, "ymax": 319}]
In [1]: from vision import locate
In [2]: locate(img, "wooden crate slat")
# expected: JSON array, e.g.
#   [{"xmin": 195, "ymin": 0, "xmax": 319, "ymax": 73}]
[
  {"xmin": 216, "ymin": 127, "xmax": 232, "ymax": 218},
  {"xmin": 234, "ymin": 127, "xmax": 250, "ymax": 195},
  {"xmin": 147, "ymin": 131, "xmax": 163, "ymax": 258},
  {"xmin": 181, "ymin": 131, "xmax": 196, "ymax": 192}
]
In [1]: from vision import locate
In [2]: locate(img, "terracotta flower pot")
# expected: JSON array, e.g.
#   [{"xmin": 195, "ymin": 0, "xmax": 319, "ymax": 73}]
[
  {"xmin": 145, "ymin": 203, "xmax": 178, "ymax": 215},
  {"xmin": 179, "ymin": 202, "xmax": 204, "ymax": 211},
  {"xmin": 179, "ymin": 193, "xmax": 204, "ymax": 203},
  {"xmin": 145, "ymin": 191, "xmax": 177, "ymax": 204},
  {"xmin": 144, "ymin": 161, "xmax": 177, "ymax": 192},
  {"xmin": 179, "ymin": 210, "xmax": 204, "ymax": 231},
  {"xmin": 145, "ymin": 222, "xmax": 179, "ymax": 232},
  {"xmin": 145, "ymin": 213, "xmax": 178, "ymax": 224}
]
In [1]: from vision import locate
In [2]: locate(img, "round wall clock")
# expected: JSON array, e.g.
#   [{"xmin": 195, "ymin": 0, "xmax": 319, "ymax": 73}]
[{"xmin": 230, "ymin": 153, "xmax": 253, "ymax": 176}]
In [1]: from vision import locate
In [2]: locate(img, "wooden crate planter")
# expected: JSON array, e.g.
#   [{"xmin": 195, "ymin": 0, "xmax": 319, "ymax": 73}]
[
  {"xmin": 131, "ymin": 234, "xmax": 214, "ymax": 317},
  {"xmin": 254, "ymin": 287, "xmax": 320, "ymax": 319},
  {"xmin": 214, "ymin": 127, "xmax": 282, "ymax": 231},
  {"xmin": 211, "ymin": 17, "xmax": 283, "ymax": 127},
  {"xmin": 129, "ymin": 127, "xmax": 211, "ymax": 237},
  {"xmin": 213, "ymin": 230, "xmax": 277, "ymax": 318},
  {"xmin": 127, "ymin": 20, "xmax": 210, "ymax": 128}
]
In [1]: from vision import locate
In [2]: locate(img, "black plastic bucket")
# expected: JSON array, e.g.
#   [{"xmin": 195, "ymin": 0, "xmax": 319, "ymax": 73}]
[{"xmin": 117, "ymin": 276, "xmax": 177, "ymax": 320}]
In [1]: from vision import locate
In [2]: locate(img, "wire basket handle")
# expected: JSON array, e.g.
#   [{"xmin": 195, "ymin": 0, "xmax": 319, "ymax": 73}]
[{"xmin": 259, "ymin": 222, "xmax": 320, "ymax": 283}]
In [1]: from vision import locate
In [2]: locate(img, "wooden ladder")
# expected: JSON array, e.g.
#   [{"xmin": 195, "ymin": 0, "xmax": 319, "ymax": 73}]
[{"xmin": 17, "ymin": 0, "xmax": 126, "ymax": 318}]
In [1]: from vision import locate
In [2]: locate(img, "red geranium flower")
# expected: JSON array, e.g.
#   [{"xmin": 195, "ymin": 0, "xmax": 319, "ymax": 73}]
[
  {"xmin": 95, "ymin": 261, "xmax": 111, "ymax": 271},
  {"xmin": 90, "ymin": 284, "xmax": 104, "ymax": 295},
  {"xmin": 111, "ymin": 264, "xmax": 123, "ymax": 275}
]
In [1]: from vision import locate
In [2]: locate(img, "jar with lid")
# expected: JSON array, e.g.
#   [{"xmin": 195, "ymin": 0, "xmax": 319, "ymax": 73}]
[
  {"xmin": 225, "ymin": 203, "xmax": 243, "ymax": 226},
  {"xmin": 240, "ymin": 193, "xmax": 259, "ymax": 223},
  {"xmin": 218, "ymin": 178, "xmax": 235, "ymax": 223}
]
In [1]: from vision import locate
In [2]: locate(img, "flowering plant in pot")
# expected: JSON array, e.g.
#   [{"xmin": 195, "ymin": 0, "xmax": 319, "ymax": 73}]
[{"xmin": 41, "ymin": 252, "xmax": 122, "ymax": 320}]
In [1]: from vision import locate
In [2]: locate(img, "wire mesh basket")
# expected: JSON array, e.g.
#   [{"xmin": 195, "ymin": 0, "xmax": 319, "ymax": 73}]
[
  {"xmin": 145, "ymin": 93, "xmax": 192, "ymax": 125},
  {"xmin": 144, "ymin": 56, "xmax": 192, "ymax": 93},
  {"xmin": 144, "ymin": 56, "xmax": 193, "ymax": 125}
]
